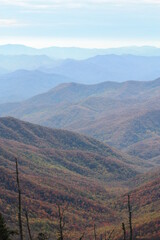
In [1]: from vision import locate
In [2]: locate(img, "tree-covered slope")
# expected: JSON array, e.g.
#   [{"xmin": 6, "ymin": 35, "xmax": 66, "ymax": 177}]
[
  {"xmin": 0, "ymin": 78, "xmax": 159, "ymax": 157},
  {"xmin": 0, "ymin": 117, "xmax": 159, "ymax": 239}
]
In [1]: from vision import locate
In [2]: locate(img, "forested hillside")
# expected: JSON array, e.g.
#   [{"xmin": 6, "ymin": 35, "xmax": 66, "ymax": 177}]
[
  {"xmin": 0, "ymin": 117, "xmax": 159, "ymax": 239},
  {"xmin": 1, "ymin": 78, "xmax": 159, "ymax": 165}
]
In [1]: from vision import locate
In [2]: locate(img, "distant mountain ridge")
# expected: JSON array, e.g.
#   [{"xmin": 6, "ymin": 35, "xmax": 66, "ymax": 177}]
[
  {"xmin": 1, "ymin": 44, "xmax": 160, "ymax": 59},
  {"xmin": 1, "ymin": 54, "xmax": 160, "ymax": 104},
  {"xmin": 0, "ymin": 54, "xmax": 57, "ymax": 71},
  {"xmin": 3, "ymin": 53, "xmax": 160, "ymax": 83},
  {"xmin": 46, "ymin": 55, "xmax": 160, "ymax": 82},
  {"xmin": 0, "ymin": 70, "xmax": 72, "ymax": 103}
]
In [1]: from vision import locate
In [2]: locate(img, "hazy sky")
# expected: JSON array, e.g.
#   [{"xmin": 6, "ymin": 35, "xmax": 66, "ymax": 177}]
[{"xmin": 0, "ymin": 0, "xmax": 160, "ymax": 48}]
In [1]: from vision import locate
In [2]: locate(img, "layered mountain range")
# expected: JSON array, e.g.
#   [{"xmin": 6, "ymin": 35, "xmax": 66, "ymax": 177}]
[
  {"xmin": 0, "ymin": 45, "xmax": 160, "ymax": 239},
  {"xmin": 1, "ymin": 53, "xmax": 160, "ymax": 104},
  {"xmin": 1, "ymin": 78, "xmax": 159, "ymax": 166},
  {"xmin": 1, "ymin": 54, "xmax": 160, "ymax": 95}
]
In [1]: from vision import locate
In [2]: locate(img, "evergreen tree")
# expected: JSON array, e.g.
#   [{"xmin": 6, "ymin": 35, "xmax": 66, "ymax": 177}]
[
  {"xmin": 0, "ymin": 213, "xmax": 16, "ymax": 240},
  {"xmin": 37, "ymin": 232, "xmax": 49, "ymax": 240}
]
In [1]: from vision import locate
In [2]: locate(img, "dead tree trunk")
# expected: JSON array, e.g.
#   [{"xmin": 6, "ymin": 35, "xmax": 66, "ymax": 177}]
[
  {"xmin": 93, "ymin": 224, "xmax": 97, "ymax": 240},
  {"xmin": 122, "ymin": 223, "xmax": 126, "ymax": 240},
  {"xmin": 15, "ymin": 158, "xmax": 23, "ymax": 240},
  {"xmin": 128, "ymin": 195, "xmax": 133, "ymax": 240},
  {"xmin": 57, "ymin": 205, "xmax": 65, "ymax": 240},
  {"xmin": 25, "ymin": 210, "xmax": 33, "ymax": 240},
  {"xmin": 107, "ymin": 229, "xmax": 114, "ymax": 240}
]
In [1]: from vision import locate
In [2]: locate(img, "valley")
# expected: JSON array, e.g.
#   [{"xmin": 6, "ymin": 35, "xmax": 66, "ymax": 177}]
[{"xmin": 0, "ymin": 117, "xmax": 159, "ymax": 239}]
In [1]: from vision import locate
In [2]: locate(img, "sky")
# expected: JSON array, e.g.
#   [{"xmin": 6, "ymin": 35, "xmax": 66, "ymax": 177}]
[{"xmin": 0, "ymin": 0, "xmax": 160, "ymax": 48}]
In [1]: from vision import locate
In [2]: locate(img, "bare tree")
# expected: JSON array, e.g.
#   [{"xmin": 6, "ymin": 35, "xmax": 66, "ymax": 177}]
[
  {"xmin": 93, "ymin": 224, "xmax": 97, "ymax": 240},
  {"xmin": 15, "ymin": 158, "xmax": 23, "ymax": 240},
  {"xmin": 122, "ymin": 222, "xmax": 126, "ymax": 240},
  {"xmin": 25, "ymin": 210, "xmax": 33, "ymax": 240},
  {"xmin": 128, "ymin": 195, "xmax": 133, "ymax": 240},
  {"xmin": 107, "ymin": 229, "xmax": 114, "ymax": 240},
  {"xmin": 57, "ymin": 204, "xmax": 68, "ymax": 240}
]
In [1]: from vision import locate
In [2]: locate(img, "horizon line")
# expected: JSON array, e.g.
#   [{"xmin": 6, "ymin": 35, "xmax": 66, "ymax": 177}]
[{"xmin": 0, "ymin": 43, "xmax": 159, "ymax": 50}]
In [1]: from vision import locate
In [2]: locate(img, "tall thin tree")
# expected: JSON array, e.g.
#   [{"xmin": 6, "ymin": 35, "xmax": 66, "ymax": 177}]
[
  {"xmin": 57, "ymin": 205, "xmax": 67, "ymax": 240},
  {"xmin": 25, "ymin": 210, "xmax": 33, "ymax": 240},
  {"xmin": 128, "ymin": 195, "xmax": 133, "ymax": 240},
  {"xmin": 93, "ymin": 224, "xmax": 97, "ymax": 240},
  {"xmin": 15, "ymin": 158, "xmax": 23, "ymax": 240},
  {"xmin": 122, "ymin": 222, "xmax": 126, "ymax": 240}
]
